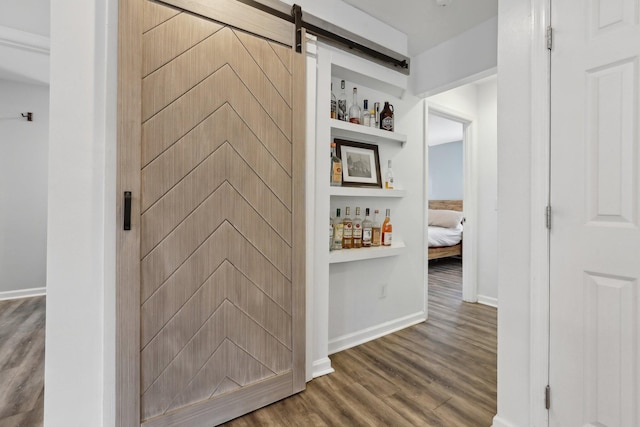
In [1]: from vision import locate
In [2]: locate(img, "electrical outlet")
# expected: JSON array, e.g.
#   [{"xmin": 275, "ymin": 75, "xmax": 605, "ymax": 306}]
[{"xmin": 380, "ymin": 284, "xmax": 387, "ymax": 299}]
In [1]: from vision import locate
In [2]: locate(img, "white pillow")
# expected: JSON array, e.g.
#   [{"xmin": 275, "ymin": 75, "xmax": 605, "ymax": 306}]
[{"xmin": 428, "ymin": 209, "xmax": 464, "ymax": 228}]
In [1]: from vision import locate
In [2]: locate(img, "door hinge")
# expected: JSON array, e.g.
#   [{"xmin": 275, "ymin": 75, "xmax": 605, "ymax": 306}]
[
  {"xmin": 546, "ymin": 26, "xmax": 553, "ymax": 50},
  {"xmin": 545, "ymin": 385, "xmax": 551, "ymax": 410},
  {"xmin": 545, "ymin": 205, "xmax": 552, "ymax": 230}
]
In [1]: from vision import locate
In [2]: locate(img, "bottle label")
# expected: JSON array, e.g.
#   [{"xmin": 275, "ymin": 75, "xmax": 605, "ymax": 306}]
[
  {"xmin": 349, "ymin": 117, "xmax": 360, "ymax": 124},
  {"xmin": 353, "ymin": 224, "xmax": 362, "ymax": 239},
  {"xmin": 333, "ymin": 225, "xmax": 343, "ymax": 246},
  {"xmin": 362, "ymin": 228, "xmax": 372, "ymax": 245},
  {"xmin": 383, "ymin": 232, "xmax": 392, "ymax": 245},
  {"xmin": 330, "ymin": 100, "xmax": 337, "ymax": 119},
  {"xmin": 343, "ymin": 223, "xmax": 352, "ymax": 238},
  {"xmin": 332, "ymin": 162, "xmax": 342, "ymax": 184},
  {"xmin": 372, "ymin": 228, "xmax": 381, "ymax": 246},
  {"xmin": 381, "ymin": 116, "xmax": 393, "ymax": 131},
  {"xmin": 338, "ymin": 100, "xmax": 347, "ymax": 121}
]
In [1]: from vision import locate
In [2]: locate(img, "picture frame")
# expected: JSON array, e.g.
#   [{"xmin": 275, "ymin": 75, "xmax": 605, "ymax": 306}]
[{"xmin": 335, "ymin": 139, "xmax": 382, "ymax": 188}]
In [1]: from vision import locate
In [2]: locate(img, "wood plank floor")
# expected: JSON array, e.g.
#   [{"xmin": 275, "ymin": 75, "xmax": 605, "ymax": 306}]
[
  {"xmin": 224, "ymin": 258, "xmax": 497, "ymax": 426},
  {"xmin": 0, "ymin": 296, "xmax": 45, "ymax": 427},
  {"xmin": 0, "ymin": 258, "xmax": 496, "ymax": 426}
]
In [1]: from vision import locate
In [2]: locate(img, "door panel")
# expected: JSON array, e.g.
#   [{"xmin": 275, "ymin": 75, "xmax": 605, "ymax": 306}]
[
  {"xmin": 117, "ymin": 0, "xmax": 305, "ymax": 425},
  {"xmin": 550, "ymin": 0, "xmax": 640, "ymax": 425}
]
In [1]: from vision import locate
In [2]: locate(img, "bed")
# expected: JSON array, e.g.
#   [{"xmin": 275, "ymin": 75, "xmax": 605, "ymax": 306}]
[{"xmin": 428, "ymin": 200, "xmax": 463, "ymax": 261}]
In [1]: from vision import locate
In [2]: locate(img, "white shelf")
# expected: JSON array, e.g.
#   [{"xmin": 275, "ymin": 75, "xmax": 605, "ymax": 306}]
[
  {"xmin": 330, "ymin": 119, "xmax": 407, "ymax": 146},
  {"xmin": 329, "ymin": 187, "xmax": 406, "ymax": 198},
  {"xmin": 329, "ymin": 241, "xmax": 406, "ymax": 264}
]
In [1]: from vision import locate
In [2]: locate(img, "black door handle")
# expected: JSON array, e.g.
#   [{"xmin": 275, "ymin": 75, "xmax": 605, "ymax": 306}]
[{"xmin": 124, "ymin": 191, "xmax": 132, "ymax": 230}]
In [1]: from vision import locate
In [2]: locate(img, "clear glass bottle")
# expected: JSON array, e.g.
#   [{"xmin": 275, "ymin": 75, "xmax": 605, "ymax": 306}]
[
  {"xmin": 348, "ymin": 87, "xmax": 361, "ymax": 125},
  {"xmin": 362, "ymin": 208, "xmax": 373, "ymax": 247},
  {"xmin": 330, "ymin": 142, "xmax": 342, "ymax": 186},
  {"xmin": 382, "ymin": 208, "xmax": 392, "ymax": 246},
  {"xmin": 330, "ymin": 83, "xmax": 337, "ymax": 119},
  {"xmin": 369, "ymin": 108, "xmax": 377, "ymax": 128},
  {"xmin": 330, "ymin": 211, "xmax": 334, "ymax": 250},
  {"xmin": 353, "ymin": 207, "xmax": 363, "ymax": 248},
  {"xmin": 342, "ymin": 207, "xmax": 353, "ymax": 249},
  {"xmin": 332, "ymin": 209, "xmax": 344, "ymax": 251},
  {"xmin": 362, "ymin": 100, "xmax": 371, "ymax": 127},
  {"xmin": 385, "ymin": 160, "xmax": 394, "ymax": 189},
  {"xmin": 371, "ymin": 209, "xmax": 382, "ymax": 247},
  {"xmin": 338, "ymin": 80, "xmax": 347, "ymax": 121}
]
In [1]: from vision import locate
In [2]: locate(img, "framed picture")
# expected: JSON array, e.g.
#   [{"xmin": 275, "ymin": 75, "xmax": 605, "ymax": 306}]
[{"xmin": 335, "ymin": 139, "xmax": 382, "ymax": 188}]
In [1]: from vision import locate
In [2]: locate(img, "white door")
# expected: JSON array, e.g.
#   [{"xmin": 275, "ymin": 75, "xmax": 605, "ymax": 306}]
[{"xmin": 550, "ymin": 0, "xmax": 640, "ymax": 426}]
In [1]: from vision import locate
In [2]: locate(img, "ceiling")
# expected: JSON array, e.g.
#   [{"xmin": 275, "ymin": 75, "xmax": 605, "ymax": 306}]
[{"xmin": 343, "ymin": 0, "xmax": 498, "ymax": 56}]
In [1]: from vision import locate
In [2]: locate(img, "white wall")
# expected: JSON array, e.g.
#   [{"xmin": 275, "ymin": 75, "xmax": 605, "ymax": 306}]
[
  {"xmin": 427, "ymin": 77, "xmax": 498, "ymax": 303},
  {"xmin": 44, "ymin": 0, "xmax": 117, "ymax": 426},
  {"xmin": 412, "ymin": 16, "xmax": 497, "ymax": 98},
  {"xmin": 493, "ymin": 0, "xmax": 535, "ymax": 425},
  {"xmin": 0, "ymin": 80, "xmax": 49, "ymax": 297}
]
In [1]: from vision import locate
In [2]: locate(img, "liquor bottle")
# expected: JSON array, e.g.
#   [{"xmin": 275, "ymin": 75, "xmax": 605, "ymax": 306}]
[
  {"xmin": 353, "ymin": 207, "xmax": 363, "ymax": 248},
  {"xmin": 330, "ymin": 83, "xmax": 337, "ymax": 119},
  {"xmin": 342, "ymin": 207, "xmax": 353, "ymax": 249},
  {"xmin": 380, "ymin": 101, "xmax": 394, "ymax": 131},
  {"xmin": 369, "ymin": 108, "xmax": 377, "ymax": 128},
  {"xmin": 384, "ymin": 160, "xmax": 394, "ymax": 189},
  {"xmin": 362, "ymin": 100, "xmax": 371, "ymax": 127},
  {"xmin": 329, "ymin": 212, "xmax": 334, "ymax": 250},
  {"xmin": 338, "ymin": 80, "xmax": 347, "ymax": 121},
  {"xmin": 348, "ymin": 87, "xmax": 361, "ymax": 124},
  {"xmin": 371, "ymin": 209, "xmax": 382, "ymax": 247},
  {"xmin": 382, "ymin": 209, "xmax": 392, "ymax": 246},
  {"xmin": 332, "ymin": 209, "xmax": 344, "ymax": 251},
  {"xmin": 330, "ymin": 142, "xmax": 342, "ymax": 186},
  {"xmin": 362, "ymin": 208, "xmax": 373, "ymax": 247},
  {"xmin": 374, "ymin": 102, "xmax": 380, "ymax": 128}
]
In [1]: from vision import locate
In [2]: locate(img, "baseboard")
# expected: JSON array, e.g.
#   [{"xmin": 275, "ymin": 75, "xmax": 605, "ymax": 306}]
[
  {"xmin": 311, "ymin": 357, "xmax": 334, "ymax": 379},
  {"xmin": 477, "ymin": 294, "xmax": 498, "ymax": 308},
  {"xmin": 492, "ymin": 415, "xmax": 521, "ymax": 427},
  {"xmin": 328, "ymin": 312, "xmax": 426, "ymax": 355},
  {"xmin": 0, "ymin": 287, "xmax": 46, "ymax": 301}
]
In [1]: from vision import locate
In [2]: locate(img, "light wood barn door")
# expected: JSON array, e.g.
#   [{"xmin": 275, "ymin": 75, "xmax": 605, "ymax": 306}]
[{"xmin": 117, "ymin": 1, "xmax": 306, "ymax": 425}]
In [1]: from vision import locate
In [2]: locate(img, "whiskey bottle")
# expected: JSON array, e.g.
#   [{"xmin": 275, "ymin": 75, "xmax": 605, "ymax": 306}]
[
  {"xmin": 380, "ymin": 101, "xmax": 394, "ymax": 131},
  {"xmin": 382, "ymin": 208, "xmax": 392, "ymax": 246},
  {"xmin": 362, "ymin": 100, "xmax": 371, "ymax": 127},
  {"xmin": 338, "ymin": 80, "xmax": 347, "ymax": 121},
  {"xmin": 353, "ymin": 207, "xmax": 363, "ymax": 248},
  {"xmin": 330, "ymin": 142, "xmax": 342, "ymax": 186},
  {"xmin": 342, "ymin": 207, "xmax": 353, "ymax": 249},
  {"xmin": 332, "ymin": 209, "xmax": 344, "ymax": 251},
  {"xmin": 384, "ymin": 160, "xmax": 394, "ymax": 189},
  {"xmin": 330, "ymin": 83, "xmax": 337, "ymax": 119},
  {"xmin": 362, "ymin": 208, "xmax": 373, "ymax": 247},
  {"xmin": 371, "ymin": 209, "xmax": 382, "ymax": 247},
  {"xmin": 348, "ymin": 87, "xmax": 361, "ymax": 124}
]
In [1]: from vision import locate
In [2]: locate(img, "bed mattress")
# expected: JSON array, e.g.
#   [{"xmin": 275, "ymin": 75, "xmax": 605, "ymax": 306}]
[{"xmin": 428, "ymin": 225, "xmax": 463, "ymax": 247}]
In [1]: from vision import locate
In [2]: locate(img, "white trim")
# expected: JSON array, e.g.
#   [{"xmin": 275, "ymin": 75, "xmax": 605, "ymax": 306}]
[
  {"xmin": 311, "ymin": 357, "xmax": 335, "ymax": 378},
  {"xmin": 0, "ymin": 287, "xmax": 46, "ymax": 300},
  {"xmin": 477, "ymin": 295, "xmax": 498, "ymax": 308},
  {"xmin": 529, "ymin": 0, "xmax": 551, "ymax": 426},
  {"xmin": 0, "ymin": 25, "xmax": 50, "ymax": 54},
  {"xmin": 425, "ymin": 102, "xmax": 479, "ymax": 303},
  {"xmin": 328, "ymin": 312, "xmax": 426, "ymax": 355},
  {"xmin": 492, "ymin": 414, "xmax": 523, "ymax": 427}
]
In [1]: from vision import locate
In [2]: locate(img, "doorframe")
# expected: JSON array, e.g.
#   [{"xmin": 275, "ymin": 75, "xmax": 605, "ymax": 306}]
[
  {"xmin": 529, "ymin": 0, "xmax": 551, "ymax": 425},
  {"xmin": 424, "ymin": 101, "xmax": 478, "ymax": 303}
]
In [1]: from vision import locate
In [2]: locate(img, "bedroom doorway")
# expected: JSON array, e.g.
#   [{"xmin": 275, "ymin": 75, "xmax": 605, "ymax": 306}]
[{"xmin": 425, "ymin": 106, "xmax": 476, "ymax": 303}]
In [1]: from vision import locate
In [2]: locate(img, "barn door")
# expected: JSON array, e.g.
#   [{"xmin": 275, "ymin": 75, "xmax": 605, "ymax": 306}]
[
  {"xmin": 549, "ymin": 0, "xmax": 640, "ymax": 425},
  {"xmin": 117, "ymin": 0, "xmax": 306, "ymax": 425}
]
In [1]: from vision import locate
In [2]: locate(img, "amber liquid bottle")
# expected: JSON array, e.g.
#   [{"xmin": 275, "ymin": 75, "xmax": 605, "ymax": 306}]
[
  {"xmin": 380, "ymin": 101, "xmax": 394, "ymax": 131},
  {"xmin": 371, "ymin": 209, "xmax": 382, "ymax": 247},
  {"xmin": 382, "ymin": 208, "xmax": 392, "ymax": 246},
  {"xmin": 342, "ymin": 207, "xmax": 353, "ymax": 249}
]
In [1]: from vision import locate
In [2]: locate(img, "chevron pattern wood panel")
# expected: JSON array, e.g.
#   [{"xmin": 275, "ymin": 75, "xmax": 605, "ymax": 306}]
[{"xmin": 138, "ymin": 3, "xmax": 297, "ymax": 421}]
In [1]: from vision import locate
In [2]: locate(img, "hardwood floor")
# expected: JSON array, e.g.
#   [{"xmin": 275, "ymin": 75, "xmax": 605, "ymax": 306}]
[
  {"xmin": 0, "ymin": 296, "xmax": 45, "ymax": 427},
  {"xmin": 0, "ymin": 258, "xmax": 496, "ymax": 426},
  {"xmin": 224, "ymin": 258, "xmax": 497, "ymax": 426}
]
